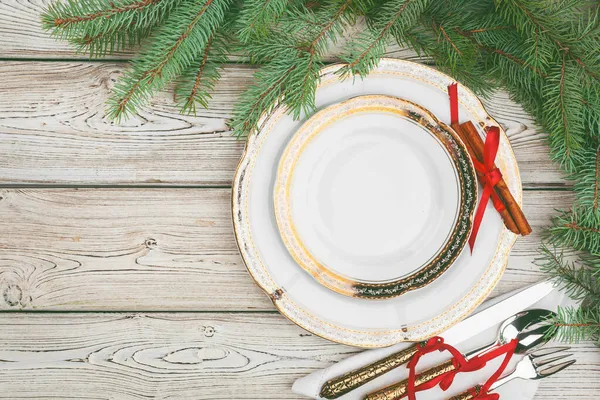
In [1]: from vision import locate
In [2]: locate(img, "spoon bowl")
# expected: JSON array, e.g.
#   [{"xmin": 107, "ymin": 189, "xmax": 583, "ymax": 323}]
[{"xmin": 497, "ymin": 308, "xmax": 557, "ymax": 354}]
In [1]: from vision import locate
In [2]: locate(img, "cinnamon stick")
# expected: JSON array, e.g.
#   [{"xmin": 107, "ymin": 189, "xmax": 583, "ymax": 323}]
[
  {"xmin": 458, "ymin": 121, "xmax": 532, "ymax": 236},
  {"xmin": 452, "ymin": 123, "xmax": 520, "ymax": 235}
]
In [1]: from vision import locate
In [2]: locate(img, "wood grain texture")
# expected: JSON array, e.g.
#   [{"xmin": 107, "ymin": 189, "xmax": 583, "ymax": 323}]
[
  {"xmin": 0, "ymin": 188, "xmax": 573, "ymax": 311},
  {"xmin": 0, "ymin": 313, "xmax": 597, "ymax": 399},
  {"xmin": 0, "ymin": 4, "xmax": 595, "ymax": 399},
  {"xmin": 0, "ymin": 0, "xmax": 419, "ymax": 61},
  {"xmin": 0, "ymin": 61, "xmax": 565, "ymax": 186}
]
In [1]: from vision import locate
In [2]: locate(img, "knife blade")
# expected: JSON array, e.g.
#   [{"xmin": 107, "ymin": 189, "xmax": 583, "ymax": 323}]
[
  {"xmin": 319, "ymin": 280, "xmax": 555, "ymax": 399},
  {"xmin": 440, "ymin": 279, "xmax": 554, "ymax": 345}
]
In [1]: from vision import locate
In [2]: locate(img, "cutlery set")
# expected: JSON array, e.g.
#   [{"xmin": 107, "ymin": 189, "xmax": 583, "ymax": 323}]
[{"xmin": 319, "ymin": 282, "xmax": 574, "ymax": 399}]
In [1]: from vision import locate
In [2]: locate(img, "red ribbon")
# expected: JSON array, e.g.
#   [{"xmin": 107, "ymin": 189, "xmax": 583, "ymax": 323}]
[
  {"xmin": 406, "ymin": 336, "xmax": 518, "ymax": 400},
  {"xmin": 448, "ymin": 83, "xmax": 459, "ymax": 125},
  {"xmin": 468, "ymin": 126, "xmax": 503, "ymax": 250},
  {"xmin": 447, "ymin": 83, "xmax": 506, "ymax": 251}
]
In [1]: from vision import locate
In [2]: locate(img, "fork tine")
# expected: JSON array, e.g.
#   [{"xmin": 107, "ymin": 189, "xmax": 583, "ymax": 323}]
[
  {"xmin": 527, "ymin": 346, "xmax": 571, "ymax": 357},
  {"xmin": 537, "ymin": 359, "xmax": 576, "ymax": 377},
  {"xmin": 533, "ymin": 353, "xmax": 573, "ymax": 367}
]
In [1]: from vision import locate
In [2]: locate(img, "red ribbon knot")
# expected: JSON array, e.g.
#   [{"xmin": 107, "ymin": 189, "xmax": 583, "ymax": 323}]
[
  {"xmin": 405, "ymin": 336, "xmax": 518, "ymax": 400},
  {"xmin": 468, "ymin": 126, "xmax": 503, "ymax": 251},
  {"xmin": 406, "ymin": 337, "xmax": 482, "ymax": 400}
]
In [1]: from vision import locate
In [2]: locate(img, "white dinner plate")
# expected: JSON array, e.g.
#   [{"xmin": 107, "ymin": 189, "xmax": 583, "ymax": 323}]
[
  {"xmin": 274, "ymin": 95, "xmax": 477, "ymax": 299},
  {"xmin": 233, "ymin": 59, "xmax": 520, "ymax": 347}
]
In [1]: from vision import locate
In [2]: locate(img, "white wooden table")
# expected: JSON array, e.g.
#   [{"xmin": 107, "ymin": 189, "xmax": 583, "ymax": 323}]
[{"xmin": 0, "ymin": 2, "xmax": 598, "ymax": 398}]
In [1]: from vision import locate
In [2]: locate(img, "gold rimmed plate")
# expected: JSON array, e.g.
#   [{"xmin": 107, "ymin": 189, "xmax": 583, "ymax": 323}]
[
  {"xmin": 274, "ymin": 95, "xmax": 477, "ymax": 299},
  {"xmin": 232, "ymin": 59, "xmax": 521, "ymax": 347}
]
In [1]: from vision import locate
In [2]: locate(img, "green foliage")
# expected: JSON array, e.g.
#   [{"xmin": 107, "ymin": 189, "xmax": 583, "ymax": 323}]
[
  {"xmin": 546, "ymin": 208, "xmax": 600, "ymax": 255},
  {"xmin": 106, "ymin": 0, "xmax": 232, "ymax": 120},
  {"xmin": 237, "ymin": 0, "xmax": 299, "ymax": 43},
  {"xmin": 231, "ymin": 0, "xmax": 370, "ymax": 135},
  {"xmin": 42, "ymin": 0, "xmax": 600, "ymax": 343},
  {"xmin": 537, "ymin": 245, "xmax": 600, "ymax": 307},
  {"xmin": 175, "ymin": 30, "xmax": 230, "ymax": 114},
  {"xmin": 340, "ymin": 0, "xmax": 430, "ymax": 77},
  {"xmin": 572, "ymin": 145, "xmax": 600, "ymax": 214},
  {"xmin": 545, "ymin": 306, "xmax": 600, "ymax": 345},
  {"xmin": 42, "ymin": 0, "xmax": 184, "ymax": 56}
]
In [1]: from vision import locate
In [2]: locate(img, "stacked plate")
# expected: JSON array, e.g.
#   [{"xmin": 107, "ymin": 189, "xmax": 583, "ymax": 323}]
[{"xmin": 233, "ymin": 59, "xmax": 521, "ymax": 348}]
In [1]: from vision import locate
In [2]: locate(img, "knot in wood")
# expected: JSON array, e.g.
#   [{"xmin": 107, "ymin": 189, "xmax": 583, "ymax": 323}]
[
  {"xmin": 203, "ymin": 326, "xmax": 215, "ymax": 337},
  {"xmin": 145, "ymin": 238, "xmax": 157, "ymax": 249},
  {"xmin": 3, "ymin": 283, "xmax": 23, "ymax": 307}
]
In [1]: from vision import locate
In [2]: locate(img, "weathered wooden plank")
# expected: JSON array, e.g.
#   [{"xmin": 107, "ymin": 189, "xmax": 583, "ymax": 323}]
[
  {"xmin": 0, "ymin": 61, "xmax": 565, "ymax": 186},
  {"xmin": 0, "ymin": 188, "xmax": 573, "ymax": 311},
  {"xmin": 0, "ymin": 0, "xmax": 419, "ymax": 61},
  {"xmin": 0, "ymin": 313, "xmax": 597, "ymax": 399}
]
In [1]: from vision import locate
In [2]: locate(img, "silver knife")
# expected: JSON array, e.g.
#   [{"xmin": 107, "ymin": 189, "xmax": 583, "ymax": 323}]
[{"xmin": 319, "ymin": 280, "xmax": 555, "ymax": 399}]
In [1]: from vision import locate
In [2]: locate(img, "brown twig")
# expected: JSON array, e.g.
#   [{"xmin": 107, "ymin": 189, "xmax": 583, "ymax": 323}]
[
  {"xmin": 438, "ymin": 25, "xmax": 462, "ymax": 55},
  {"xmin": 564, "ymin": 223, "xmax": 600, "ymax": 234},
  {"xmin": 54, "ymin": 0, "xmax": 160, "ymax": 26},
  {"xmin": 594, "ymin": 147, "xmax": 600, "ymax": 212},
  {"xmin": 185, "ymin": 35, "xmax": 215, "ymax": 106}
]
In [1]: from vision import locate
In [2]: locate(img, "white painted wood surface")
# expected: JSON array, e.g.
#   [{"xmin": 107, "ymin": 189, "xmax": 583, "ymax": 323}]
[
  {"xmin": 0, "ymin": 313, "xmax": 598, "ymax": 400},
  {"xmin": 0, "ymin": 61, "xmax": 565, "ymax": 187},
  {"xmin": 0, "ymin": 189, "xmax": 572, "ymax": 311},
  {"xmin": 0, "ymin": 1, "xmax": 597, "ymax": 398}
]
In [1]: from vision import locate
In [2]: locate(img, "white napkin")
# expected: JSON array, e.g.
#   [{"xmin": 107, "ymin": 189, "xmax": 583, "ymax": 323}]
[{"xmin": 293, "ymin": 284, "xmax": 575, "ymax": 400}]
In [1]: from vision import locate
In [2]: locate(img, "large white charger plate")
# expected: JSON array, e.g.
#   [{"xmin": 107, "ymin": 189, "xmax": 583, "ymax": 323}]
[
  {"xmin": 273, "ymin": 95, "xmax": 477, "ymax": 299},
  {"xmin": 233, "ymin": 59, "xmax": 521, "ymax": 348}
]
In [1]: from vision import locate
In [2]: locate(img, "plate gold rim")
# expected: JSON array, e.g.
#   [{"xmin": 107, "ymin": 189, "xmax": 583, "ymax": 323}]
[
  {"xmin": 231, "ymin": 58, "xmax": 521, "ymax": 347},
  {"xmin": 273, "ymin": 95, "xmax": 478, "ymax": 299}
]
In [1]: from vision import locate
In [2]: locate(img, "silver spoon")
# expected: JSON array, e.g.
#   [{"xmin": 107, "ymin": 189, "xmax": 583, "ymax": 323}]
[
  {"xmin": 467, "ymin": 308, "xmax": 556, "ymax": 356},
  {"xmin": 364, "ymin": 309, "xmax": 557, "ymax": 400}
]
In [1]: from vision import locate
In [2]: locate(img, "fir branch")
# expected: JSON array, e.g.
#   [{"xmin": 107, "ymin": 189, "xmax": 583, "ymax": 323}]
[
  {"xmin": 453, "ymin": 27, "xmax": 545, "ymax": 78},
  {"xmin": 537, "ymin": 245, "xmax": 600, "ymax": 307},
  {"xmin": 237, "ymin": 0, "xmax": 296, "ymax": 43},
  {"xmin": 107, "ymin": 0, "xmax": 231, "ymax": 120},
  {"xmin": 340, "ymin": 0, "xmax": 430, "ymax": 76},
  {"xmin": 546, "ymin": 306, "xmax": 600, "ymax": 345},
  {"xmin": 50, "ymin": 0, "xmax": 160, "ymax": 25},
  {"xmin": 231, "ymin": 0, "xmax": 365, "ymax": 135},
  {"xmin": 571, "ymin": 145, "xmax": 600, "ymax": 214},
  {"xmin": 546, "ymin": 208, "xmax": 600, "ymax": 255},
  {"xmin": 230, "ymin": 63, "xmax": 297, "ymax": 136},
  {"xmin": 543, "ymin": 54, "xmax": 587, "ymax": 166},
  {"xmin": 42, "ymin": 0, "xmax": 182, "ymax": 56},
  {"xmin": 174, "ymin": 31, "xmax": 230, "ymax": 114}
]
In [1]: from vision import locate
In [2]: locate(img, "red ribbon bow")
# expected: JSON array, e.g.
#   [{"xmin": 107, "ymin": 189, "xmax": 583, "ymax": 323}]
[
  {"xmin": 448, "ymin": 83, "xmax": 506, "ymax": 251},
  {"xmin": 406, "ymin": 336, "xmax": 518, "ymax": 400},
  {"xmin": 468, "ymin": 126, "xmax": 503, "ymax": 250}
]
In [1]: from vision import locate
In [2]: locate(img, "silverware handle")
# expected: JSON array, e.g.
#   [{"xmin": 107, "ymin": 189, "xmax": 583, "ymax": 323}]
[
  {"xmin": 364, "ymin": 359, "xmax": 456, "ymax": 400},
  {"xmin": 447, "ymin": 385, "xmax": 483, "ymax": 400},
  {"xmin": 319, "ymin": 344, "xmax": 422, "ymax": 399}
]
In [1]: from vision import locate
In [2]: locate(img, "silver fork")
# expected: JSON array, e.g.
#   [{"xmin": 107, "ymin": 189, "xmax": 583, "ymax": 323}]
[{"xmin": 447, "ymin": 347, "xmax": 575, "ymax": 400}]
